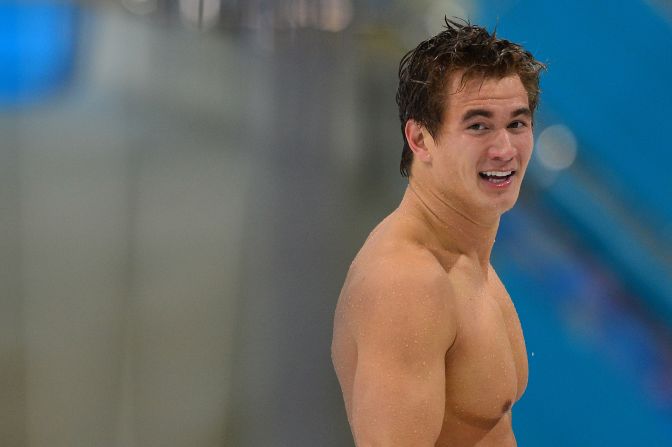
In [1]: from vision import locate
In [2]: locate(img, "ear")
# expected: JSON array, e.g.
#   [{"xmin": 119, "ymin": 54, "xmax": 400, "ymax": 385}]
[{"xmin": 404, "ymin": 119, "xmax": 433, "ymax": 163}]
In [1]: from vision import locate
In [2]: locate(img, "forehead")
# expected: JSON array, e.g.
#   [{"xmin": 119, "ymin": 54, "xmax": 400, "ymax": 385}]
[{"xmin": 443, "ymin": 73, "xmax": 529, "ymax": 115}]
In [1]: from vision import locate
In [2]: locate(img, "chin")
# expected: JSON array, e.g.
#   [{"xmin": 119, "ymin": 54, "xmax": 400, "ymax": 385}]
[
  {"xmin": 501, "ymin": 192, "xmax": 521, "ymax": 211},
  {"xmin": 499, "ymin": 201, "xmax": 517, "ymax": 214},
  {"xmin": 484, "ymin": 191, "xmax": 520, "ymax": 216}
]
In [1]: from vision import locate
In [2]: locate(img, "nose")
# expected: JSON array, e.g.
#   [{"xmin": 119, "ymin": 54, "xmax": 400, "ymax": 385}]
[{"xmin": 489, "ymin": 129, "xmax": 516, "ymax": 161}]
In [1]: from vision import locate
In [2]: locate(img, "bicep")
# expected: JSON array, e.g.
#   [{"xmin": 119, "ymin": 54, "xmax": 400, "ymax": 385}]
[
  {"xmin": 343, "ymin": 259, "xmax": 457, "ymax": 446},
  {"xmin": 350, "ymin": 338, "xmax": 447, "ymax": 446}
]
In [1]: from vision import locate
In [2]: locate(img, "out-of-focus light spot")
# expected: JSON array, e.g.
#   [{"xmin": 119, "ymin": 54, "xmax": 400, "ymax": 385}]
[
  {"xmin": 297, "ymin": 0, "xmax": 312, "ymax": 27},
  {"xmin": 179, "ymin": 0, "xmax": 221, "ymax": 30},
  {"xmin": 255, "ymin": 0, "xmax": 351, "ymax": 32},
  {"xmin": 0, "ymin": 3, "xmax": 79, "ymax": 107},
  {"xmin": 121, "ymin": 0, "xmax": 158, "ymax": 16},
  {"xmin": 535, "ymin": 124, "xmax": 578, "ymax": 171},
  {"xmin": 319, "ymin": 0, "xmax": 353, "ymax": 32}
]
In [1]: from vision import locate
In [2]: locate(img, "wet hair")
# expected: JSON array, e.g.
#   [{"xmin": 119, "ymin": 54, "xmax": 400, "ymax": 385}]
[{"xmin": 396, "ymin": 18, "xmax": 546, "ymax": 177}]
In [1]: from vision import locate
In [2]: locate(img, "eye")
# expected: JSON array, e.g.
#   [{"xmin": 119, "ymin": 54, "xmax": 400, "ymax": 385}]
[
  {"xmin": 468, "ymin": 123, "xmax": 488, "ymax": 131},
  {"xmin": 508, "ymin": 120, "xmax": 528, "ymax": 129}
]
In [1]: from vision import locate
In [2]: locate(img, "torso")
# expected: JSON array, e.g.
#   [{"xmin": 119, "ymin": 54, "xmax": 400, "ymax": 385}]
[
  {"xmin": 435, "ymin": 258, "xmax": 527, "ymax": 446},
  {"xmin": 332, "ymin": 212, "xmax": 528, "ymax": 446}
]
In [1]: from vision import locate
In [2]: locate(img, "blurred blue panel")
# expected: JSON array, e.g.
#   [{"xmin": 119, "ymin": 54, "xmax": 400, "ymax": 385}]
[
  {"xmin": 494, "ymin": 206, "xmax": 672, "ymax": 445},
  {"xmin": 0, "ymin": 2, "xmax": 80, "ymax": 106},
  {"xmin": 542, "ymin": 171, "xmax": 672, "ymax": 323}
]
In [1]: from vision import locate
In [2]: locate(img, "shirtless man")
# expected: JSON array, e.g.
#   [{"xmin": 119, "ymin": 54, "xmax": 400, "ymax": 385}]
[{"xmin": 331, "ymin": 19, "xmax": 545, "ymax": 446}]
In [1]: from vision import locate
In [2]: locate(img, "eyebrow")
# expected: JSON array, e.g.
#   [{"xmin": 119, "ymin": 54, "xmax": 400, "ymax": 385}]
[
  {"xmin": 461, "ymin": 107, "xmax": 532, "ymax": 122},
  {"xmin": 511, "ymin": 107, "xmax": 532, "ymax": 118},
  {"xmin": 461, "ymin": 109, "xmax": 492, "ymax": 122}
]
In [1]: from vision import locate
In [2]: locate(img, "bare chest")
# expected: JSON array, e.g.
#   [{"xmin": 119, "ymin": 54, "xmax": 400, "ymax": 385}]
[{"xmin": 441, "ymin": 277, "xmax": 528, "ymax": 434}]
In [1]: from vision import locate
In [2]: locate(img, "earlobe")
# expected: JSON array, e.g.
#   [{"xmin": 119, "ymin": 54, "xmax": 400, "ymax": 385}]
[{"xmin": 404, "ymin": 120, "xmax": 433, "ymax": 163}]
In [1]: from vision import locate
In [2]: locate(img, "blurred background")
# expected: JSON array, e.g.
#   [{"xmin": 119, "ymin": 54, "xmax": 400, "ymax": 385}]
[{"xmin": 0, "ymin": 0, "xmax": 670, "ymax": 446}]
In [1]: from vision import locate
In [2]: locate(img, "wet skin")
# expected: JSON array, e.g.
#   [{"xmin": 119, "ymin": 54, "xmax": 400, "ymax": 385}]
[{"xmin": 332, "ymin": 74, "xmax": 533, "ymax": 446}]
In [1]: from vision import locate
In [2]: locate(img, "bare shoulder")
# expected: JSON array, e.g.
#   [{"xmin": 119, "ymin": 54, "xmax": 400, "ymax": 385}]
[
  {"xmin": 332, "ymin": 217, "xmax": 461, "ymax": 445},
  {"xmin": 335, "ymin": 221, "xmax": 458, "ymax": 351}
]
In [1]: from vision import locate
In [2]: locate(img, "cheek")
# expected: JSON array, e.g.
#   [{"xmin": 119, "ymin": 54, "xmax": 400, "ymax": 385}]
[
  {"xmin": 517, "ymin": 135, "xmax": 534, "ymax": 160},
  {"xmin": 434, "ymin": 150, "xmax": 474, "ymax": 188}
]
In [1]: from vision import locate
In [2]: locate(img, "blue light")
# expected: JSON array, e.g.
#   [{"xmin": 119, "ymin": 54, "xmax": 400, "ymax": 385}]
[{"xmin": 0, "ymin": 2, "xmax": 80, "ymax": 106}]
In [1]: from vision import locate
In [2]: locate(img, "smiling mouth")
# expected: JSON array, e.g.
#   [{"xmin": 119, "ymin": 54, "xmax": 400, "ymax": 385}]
[{"xmin": 478, "ymin": 170, "xmax": 516, "ymax": 184}]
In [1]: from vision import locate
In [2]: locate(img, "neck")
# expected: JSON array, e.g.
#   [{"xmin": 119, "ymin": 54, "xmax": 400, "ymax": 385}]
[{"xmin": 399, "ymin": 180, "xmax": 500, "ymax": 270}]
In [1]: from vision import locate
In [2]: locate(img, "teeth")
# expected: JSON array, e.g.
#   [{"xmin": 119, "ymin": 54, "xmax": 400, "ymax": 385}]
[{"xmin": 482, "ymin": 171, "xmax": 513, "ymax": 177}]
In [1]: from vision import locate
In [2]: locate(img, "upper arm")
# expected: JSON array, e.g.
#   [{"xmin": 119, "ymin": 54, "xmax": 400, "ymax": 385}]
[{"xmin": 348, "ymin": 260, "xmax": 457, "ymax": 446}]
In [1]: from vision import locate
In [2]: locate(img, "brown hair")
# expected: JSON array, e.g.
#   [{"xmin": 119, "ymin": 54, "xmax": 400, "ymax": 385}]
[{"xmin": 396, "ymin": 18, "xmax": 546, "ymax": 177}]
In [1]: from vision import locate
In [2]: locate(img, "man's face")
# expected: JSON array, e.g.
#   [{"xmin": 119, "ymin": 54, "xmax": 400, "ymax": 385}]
[{"xmin": 426, "ymin": 73, "xmax": 534, "ymax": 217}]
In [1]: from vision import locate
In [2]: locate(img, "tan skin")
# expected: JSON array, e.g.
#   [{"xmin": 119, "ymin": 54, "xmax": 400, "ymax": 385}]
[{"xmin": 332, "ymin": 73, "xmax": 533, "ymax": 446}]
